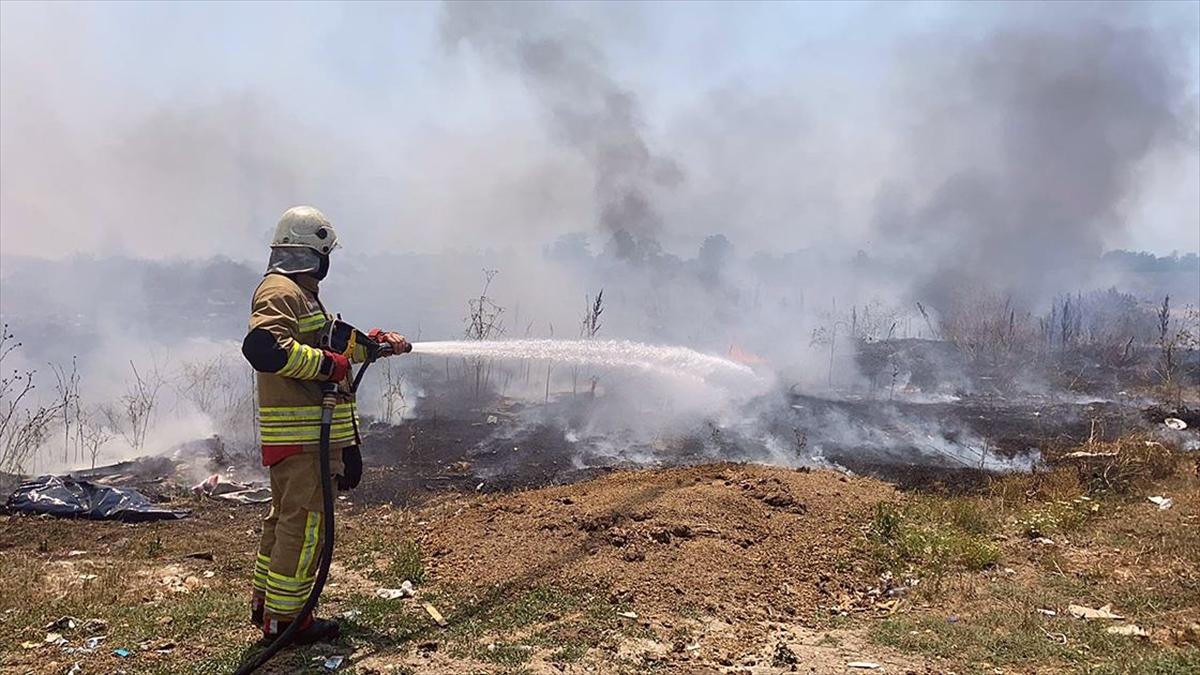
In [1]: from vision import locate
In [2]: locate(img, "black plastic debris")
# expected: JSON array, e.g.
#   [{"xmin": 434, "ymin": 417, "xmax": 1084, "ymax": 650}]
[{"xmin": 5, "ymin": 475, "xmax": 189, "ymax": 522}]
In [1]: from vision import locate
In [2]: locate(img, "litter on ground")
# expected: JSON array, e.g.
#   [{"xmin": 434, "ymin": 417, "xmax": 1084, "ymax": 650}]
[
  {"xmin": 1148, "ymin": 495, "xmax": 1173, "ymax": 510},
  {"xmin": 375, "ymin": 580, "xmax": 416, "ymax": 599},
  {"xmin": 1068, "ymin": 603, "xmax": 1124, "ymax": 620}
]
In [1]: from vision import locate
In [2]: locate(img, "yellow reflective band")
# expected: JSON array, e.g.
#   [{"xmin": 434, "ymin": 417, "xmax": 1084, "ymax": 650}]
[
  {"xmin": 259, "ymin": 414, "xmax": 357, "ymax": 428},
  {"xmin": 259, "ymin": 425, "xmax": 356, "ymax": 442},
  {"xmin": 277, "ymin": 342, "xmax": 323, "ymax": 379},
  {"xmin": 253, "ymin": 553, "xmax": 271, "ymax": 589},
  {"xmin": 259, "ymin": 420, "xmax": 357, "ymax": 433},
  {"xmin": 260, "ymin": 403, "xmax": 357, "ymax": 416},
  {"xmin": 266, "ymin": 594, "xmax": 307, "ymax": 606},
  {"xmin": 266, "ymin": 581, "xmax": 314, "ymax": 595},
  {"xmin": 257, "ymin": 402, "xmax": 358, "ymax": 444},
  {"xmin": 265, "ymin": 598, "xmax": 307, "ymax": 613},
  {"xmin": 297, "ymin": 312, "xmax": 327, "ymax": 332},
  {"xmin": 296, "ymin": 511, "xmax": 320, "ymax": 577},
  {"xmin": 266, "ymin": 570, "xmax": 314, "ymax": 586}
]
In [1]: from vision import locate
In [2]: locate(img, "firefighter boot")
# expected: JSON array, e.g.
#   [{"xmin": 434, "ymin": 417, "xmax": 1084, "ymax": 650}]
[{"xmin": 262, "ymin": 615, "xmax": 341, "ymax": 645}]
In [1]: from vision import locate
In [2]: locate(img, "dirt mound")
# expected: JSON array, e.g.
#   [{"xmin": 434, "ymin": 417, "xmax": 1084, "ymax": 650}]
[{"xmin": 406, "ymin": 463, "xmax": 895, "ymax": 621}]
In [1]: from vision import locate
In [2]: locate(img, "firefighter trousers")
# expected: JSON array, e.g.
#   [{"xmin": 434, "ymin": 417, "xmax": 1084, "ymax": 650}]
[{"xmin": 251, "ymin": 449, "xmax": 344, "ymax": 624}]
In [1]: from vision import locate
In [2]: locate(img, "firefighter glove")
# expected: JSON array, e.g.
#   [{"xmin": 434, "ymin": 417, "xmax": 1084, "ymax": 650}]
[
  {"xmin": 367, "ymin": 329, "xmax": 412, "ymax": 356},
  {"xmin": 319, "ymin": 350, "xmax": 351, "ymax": 382}
]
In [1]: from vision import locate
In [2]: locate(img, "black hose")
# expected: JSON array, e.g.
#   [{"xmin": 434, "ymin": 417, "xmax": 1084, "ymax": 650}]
[{"xmin": 234, "ymin": 355, "xmax": 379, "ymax": 675}]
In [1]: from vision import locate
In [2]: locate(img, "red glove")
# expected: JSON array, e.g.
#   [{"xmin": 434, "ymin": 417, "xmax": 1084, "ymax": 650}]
[
  {"xmin": 367, "ymin": 328, "xmax": 412, "ymax": 356},
  {"xmin": 320, "ymin": 350, "xmax": 351, "ymax": 381}
]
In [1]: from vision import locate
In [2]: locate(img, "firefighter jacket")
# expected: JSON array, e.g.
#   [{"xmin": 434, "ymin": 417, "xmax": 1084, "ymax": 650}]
[{"xmin": 243, "ymin": 273, "xmax": 365, "ymax": 465}]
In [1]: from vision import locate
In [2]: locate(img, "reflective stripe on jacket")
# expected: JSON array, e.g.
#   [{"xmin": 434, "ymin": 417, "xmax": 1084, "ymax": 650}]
[{"xmin": 249, "ymin": 273, "xmax": 359, "ymax": 452}]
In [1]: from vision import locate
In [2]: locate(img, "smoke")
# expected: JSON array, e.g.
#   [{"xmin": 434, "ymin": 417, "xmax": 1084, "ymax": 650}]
[
  {"xmin": 876, "ymin": 7, "xmax": 1196, "ymax": 307},
  {"xmin": 1, "ymin": 2, "xmax": 1197, "ymax": 476},
  {"xmin": 442, "ymin": 0, "xmax": 682, "ymax": 262}
]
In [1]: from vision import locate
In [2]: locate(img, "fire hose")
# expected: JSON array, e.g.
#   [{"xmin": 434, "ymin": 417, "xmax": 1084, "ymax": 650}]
[{"xmin": 233, "ymin": 326, "xmax": 403, "ymax": 675}]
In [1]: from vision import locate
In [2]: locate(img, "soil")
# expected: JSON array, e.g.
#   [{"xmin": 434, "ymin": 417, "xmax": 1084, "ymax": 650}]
[{"xmin": 366, "ymin": 463, "xmax": 892, "ymax": 616}]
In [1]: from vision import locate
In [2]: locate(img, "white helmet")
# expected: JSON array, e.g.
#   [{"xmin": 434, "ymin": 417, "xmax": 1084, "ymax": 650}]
[{"xmin": 271, "ymin": 206, "xmax": 339, "ymax": 254}]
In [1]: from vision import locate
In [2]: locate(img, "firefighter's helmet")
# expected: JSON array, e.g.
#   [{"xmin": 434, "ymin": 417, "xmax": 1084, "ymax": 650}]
[{"xmin": 270, "ymin": 206, "xmax": 339, "ymax": 254}]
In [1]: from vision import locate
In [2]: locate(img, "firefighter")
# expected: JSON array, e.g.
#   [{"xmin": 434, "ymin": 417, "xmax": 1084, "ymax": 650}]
[{"xmin": 240, "ymin": 206, "xmax": 409, "ymax": 643}]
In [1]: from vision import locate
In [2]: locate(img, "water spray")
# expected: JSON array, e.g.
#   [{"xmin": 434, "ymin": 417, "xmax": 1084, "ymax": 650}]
[{"xmin": 408, "ymin": 339, "xmax": 759, "ymax": 384}]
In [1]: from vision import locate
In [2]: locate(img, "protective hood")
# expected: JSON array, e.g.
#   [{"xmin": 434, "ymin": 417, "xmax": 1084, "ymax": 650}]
[{"xmin": 265, "ymin": 247, "xmax": 327, "ymax": 277}]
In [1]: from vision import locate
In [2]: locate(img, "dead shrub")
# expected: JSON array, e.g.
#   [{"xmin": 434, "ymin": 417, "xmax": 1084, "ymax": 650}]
[
  {"xmin": 988, "ymin": 467, "xmax": 1084, "ymax": 509},
  {"xmin": 1081, "ymin": 437, "xmax": 1177, "ymax": 494}
]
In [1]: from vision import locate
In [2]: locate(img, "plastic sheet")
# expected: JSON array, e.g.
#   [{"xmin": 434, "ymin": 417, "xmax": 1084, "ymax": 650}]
[{"xmin": 5, "ymin": 475, "xmax": 189, "ymax": 522}]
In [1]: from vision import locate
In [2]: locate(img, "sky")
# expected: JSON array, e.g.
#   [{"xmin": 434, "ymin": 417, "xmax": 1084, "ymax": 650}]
[{"xmin": 1, "ymin": 0, "xmax": 1197, "ymax": 261}]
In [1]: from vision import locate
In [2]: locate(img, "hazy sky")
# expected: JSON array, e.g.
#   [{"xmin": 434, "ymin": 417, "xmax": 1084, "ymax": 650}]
[{"xmin": 1, "ymin": 0, "xmax": 1197, "ymax": 261}]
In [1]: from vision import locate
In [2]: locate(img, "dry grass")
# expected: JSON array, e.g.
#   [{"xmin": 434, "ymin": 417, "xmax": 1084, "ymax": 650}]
[
  {"xmin": 867, "ymin": 435, "xmax": 1200, "ymax": 673},
  {"xmin": 0, "ymin": 437, "xmax": 1195, "ymax": 674}
]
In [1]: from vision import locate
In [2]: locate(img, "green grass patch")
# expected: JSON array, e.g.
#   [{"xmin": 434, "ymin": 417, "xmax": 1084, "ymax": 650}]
[
  {"xmin": 345, "ymin": 535, "xmax": 426, "ymax": 586},
  {"xmin": 1015, "ymin": 496, "xmax": 1101, "ymax": 538},
  {"xmin": 388, "ymin": 539, "xmax": 426, "ymax": 585},
  {"xmin": 868, "ymin": 499, "xmax": 1001, "ymax": 580}
]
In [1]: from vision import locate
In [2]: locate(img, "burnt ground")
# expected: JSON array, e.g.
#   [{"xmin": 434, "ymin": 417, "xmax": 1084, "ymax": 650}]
[
  {"xmin": 2, "ymin": 389, "xmax": 1183, "ymax": 514},
  {"xmin": 350, "ymin": 391, "xmax": 1169, "ymax": 507}
]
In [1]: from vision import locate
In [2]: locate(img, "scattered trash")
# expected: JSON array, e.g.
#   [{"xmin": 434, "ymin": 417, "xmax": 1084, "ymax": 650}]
[
  {"xmin": 946, "ymin": 616, "xmax": 960, "ymax": 624},
  {"xmin": 192, "ymin": 474, "xmax": 272, "ymax": 505},
  {"xmin": 617, "ymin": 611, "xmax": 639, "ymax": 619},
  {"xmin": 202, "ymin": 570, "xmax": 215, "ymax": 578},
  {"xmin": 67, "ymin": 664, "xmax": 82, "ymax": 675},
  {"xmin": 339, "ymin": 610, "xmax": 361, "ymax": 620},
  {"xmin": 1037, "ymin": 608, "xmax": 1057, "ymax": 617},
  {"xmin": 45, "ymin": 617, "xmax": 78, "ymax": 631},
  {"xmin": 848, "ymin": 662, "xmax": 882, "ymax": 669},
  {"xmin": 486, "ymin": 415, "xmax": 499, "ymax": 425},
  {"xmin": 191, "ymin": 474, "xmax": 220, "ymax": 496},
  {"xmin": 1032, "ymin": 537, "xmax": 1056, "ymax": 546},
  {"xmin": 375, "ymin": 580, "xmax": 416, "ymax": 599},
  {"xmin": 5, "ymin": 475, "xmax": 189, "ymax": 522},
  {"xmin": 19, "ymin": 641, "xmax": 39, "ymax": 650},
  {"xmin": 422, "ymin": 602, "xmax": 448, "ymax": 627},
  {"xmin": 45, "ymin": 632, "xmax": 66, "ymax": 645},
  {"xmin": 323, "ymin": 655, "xmax": 345, "ymax": 670},
  {"xmin": 112, "ymin": 647, "xmax": 132, "ymax": 658},
  {"xmin": 1106, "ymin": 624, "xmax": 1148, "ymax": 637},
  {"xmin": 151, "ymin": 641, "xmax": 175, "ymax": 653},
  {"xmin": 475, "ymin": 482, "xmax": 485, "ymax": 492},
  {"xmin": 1148, "ymin": 496, "xmax": 1174, "ymax": 510},
  {"xmin": 84, "ymin": 636, "xmax": 105, "ymax": 650},
  {"xmin": 1164, "ymin": 418, "xmax": 1188, "ymax": 431},
  {"xmin": 1068, "ymin": 603, "xmax": 1124, "ymax": 620},
  {"xmin": 78, "ymin": 574, "xmax": 98, "ymax": 581}
]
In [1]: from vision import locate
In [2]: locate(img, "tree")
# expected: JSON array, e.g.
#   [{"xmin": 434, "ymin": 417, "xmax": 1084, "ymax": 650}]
[
  {"xmin": 1, "ymin": 326, "xmax": 65, "ymax": 474},
  {"xmin": 464, "ymin": 269, "xmax": 505, "ymax": 397},
  {"xmin": 697, "ymin": 234, "xmax": 732, "ymax": 287}
]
